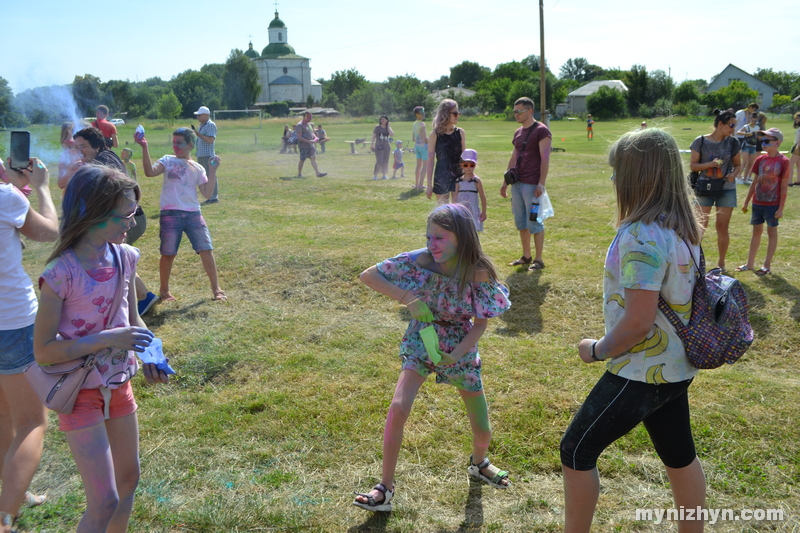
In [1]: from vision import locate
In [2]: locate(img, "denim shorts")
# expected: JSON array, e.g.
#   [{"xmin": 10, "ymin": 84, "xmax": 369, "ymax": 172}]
[
  {"xmin": 159, "ymin": 210, "xmax": 213, "ymax": 255},
  {"xmin": 511, "ymin": 182, "xmax": 545, "ymax": 234},
  {"xmin": 751, "ymin": 204, "xmax": 779, "ymax": 227},
  {"xmin": 742, "ymin": 145, "xmax": 756, "ymax": 154},
  {"xmin": 696, "ymin": 187, "xmax": 736, "ymax": 208},
  {"xmin": 0, "ymin": 324, "xmax": 35, "ymax": 374},
  {"xmin": 560, "ymin": 372, "xmax": 696, "ymax": 471},
  {"xmin": 415, "ymin": 144, "xmax": 428, "ymax": 160},
  {"xmin": 299, "ymin": 144, "xmax": 316, "ymax": 161}
]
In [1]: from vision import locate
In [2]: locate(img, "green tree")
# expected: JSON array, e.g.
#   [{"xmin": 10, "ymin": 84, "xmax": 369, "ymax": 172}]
[
  {"xmin": 647, "ymin": 70, "xmax": 674, "ymax": 105},
  {"xmin": 704, "ymin": 81, "xmax": 758, "ymax": 112},
  {"xmin": 344, "ymin": 84, "xmax": 376, "ymax": 116},
  {"xmin": 201, "ymin": 63, "xmax": 226, "ymax": 83},
  {"xmin": 170, "ymin": 70, "xmax": 222, "ymax": 118},
  {"xmin": 223, "ymin": 49, "xmax": 261, "ymax": 110},
  {"xmin": 72, "ymin": 74, "xmax": 103, "ymax": 116},
  {"xmin": 586, "ymin": 85, "xmax": 626, "ymax": 119},
  {"xmin": 492, "ymin": 61, "xmax": 532, "ymax": 82},
  {"xmin": 769, "ymin": 94, "xmax": 796, "ymax": 113},
  {"xmin": 559, "ymin": 58, "xmax": 604, "ymax": 82},
  {"xmin": 326, "ymin": 68, "xmax": 367, "ymax": 103},
  {"xmin": 674, "ymin": 80, "xmax": 701, "ymax": 104},
  {"xmin": 753, "ymin": 68, "xmax": 800, "ymax": 97},
  {"xmin": 521, "ymin": 54, "xmax": 550, "ymax": 74},
  {"xmin": 624, "ymin": 65, "xmax": 648, "ymax": 114},
  {"xmin": 449, "ymin": 61, "xmax": 489, "ymax": 88},
  {"xmin": 0, "ymin": 77, "xmax": 26, "ymax": 127},
  {"xmin": 158, "ymin": 91, "xmax": 182, "ymax": 125},
  {"xmin": 101, "ymin": 79, "xmax": 133, "ymax": 114}
]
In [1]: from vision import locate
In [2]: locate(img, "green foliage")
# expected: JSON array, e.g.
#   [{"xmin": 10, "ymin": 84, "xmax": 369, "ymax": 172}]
[
  {"xmin": 449, "ymin": 61, "xmax": 489, "ymax": 88},
  {"xmin": 324, "ymin": 68, "xmax": 367, "ymax": 103},
  {"xmin": 375, "ymin": 75, "xmax": 435, "ymax": 118},
  {"xmin": 638, "ymin": 103, "xmax": 652, "ymax": 119},
  {"xmin": 170, "ymin": 69, "xmax": 222, "ymax": 118},
  {"xmin": 753, "ymin": 68, "xmax": 800, "ymax": 97},
  {"xmin": 264, "ymin": 101, "xmax": 290, "ymax": 117},
  {"xmin": 492, "ymin": 61, "xmax": 533, "ymax": 82},
  {"xmin": 768, "ymin": 94, "xmax": 797, "ymax": 113},
  {"xmin": 223, "ymin": 49, "xmax": 261, "ymax": 110},
  {"xmin": 703, "ymin": 80, "xmax": 758, "ymax": 113},
  {"xmin": 72, "ymin": 74, "xmax": 103, "ymax": 116},
  {"xmin": 674, "ymin": 80, "xmax": 701, "ymax": 104},
  {"xmin": 522, "ymin": 54, "xmax": 550, "ymax": 74},
  {"xmin": 344, "ymin": 84, "xmax": 375, "ymax": 116},
  {"xmin": 586, "ymin": 85, "xmax": 626, "ymax": 119},
  {"xmin": 559, "ymin": 57, "xmax": 604, "ymax": 83},
  {"xmin": 0, "ymin": 77, "xmax": 26, "ymax": 127},
  {"xmin": 646, "ymin": 70, "xmax": 674, "ymax": 105},
  {"xmin": 623, "ymin": 65, "xmax": 648, "ymax": 114},
  {"xmin": 157, "ymin": 92, "xmax": 182, "ymax": 125},
  {"xmin": 673, "ymin": 100, "xmax": 701, "ymax": 116},
  {"xmin": 200, "ymin": 63, "xmax": 226, "ymax": 82}
]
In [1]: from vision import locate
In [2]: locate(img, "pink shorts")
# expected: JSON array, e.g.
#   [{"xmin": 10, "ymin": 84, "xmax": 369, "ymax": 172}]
[{"xmin": 58, "ymin": 381, "xmax": 138, "ymax": 432}]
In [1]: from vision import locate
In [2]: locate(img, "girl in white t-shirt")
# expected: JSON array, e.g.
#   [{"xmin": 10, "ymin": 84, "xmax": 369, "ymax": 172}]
[
  {"xmin": 560, "ymin": 129, "xmax": 706, "ymax": 532},
  {"xmin": 737, "ymin": 113, "xmax": 761, "ymax": 181}
]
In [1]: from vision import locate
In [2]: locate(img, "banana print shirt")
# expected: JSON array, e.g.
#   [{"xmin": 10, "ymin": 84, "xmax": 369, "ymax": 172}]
[{"xmin": 603, "ymin": 221, "xmax": 700, "ymax": 384}]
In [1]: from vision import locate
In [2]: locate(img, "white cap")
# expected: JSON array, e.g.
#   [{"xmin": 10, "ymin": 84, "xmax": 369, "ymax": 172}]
[{"xmin": 194, "ymin": 106, "xmax": 211, "ymax": 115}]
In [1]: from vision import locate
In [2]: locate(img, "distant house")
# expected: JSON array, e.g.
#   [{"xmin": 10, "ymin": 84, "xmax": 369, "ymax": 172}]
[
  {"xmin": 707, "ymin": 64, "xmax": 778, "ymax": 109},
  {"xmin": 567, "ymin": 80, "xmax": 628, "ymax": 114},
  {"xmin": 431, "ymin": 86, "xmax": 476, "ymax": 102}
]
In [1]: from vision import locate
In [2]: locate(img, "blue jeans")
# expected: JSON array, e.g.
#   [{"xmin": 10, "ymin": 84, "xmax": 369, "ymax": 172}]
[{"xmin": 159, "ymin": 210, "xmax": 213, "ymax": 255}]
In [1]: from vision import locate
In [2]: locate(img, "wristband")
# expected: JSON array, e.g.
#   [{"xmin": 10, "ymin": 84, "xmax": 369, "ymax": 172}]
[
  {"xmin": 398, "ymin": 288, "xmax": 410, "ymax": 303},
  {"xmin": 591, "ymin": 341, "xmax": 602, "ymax": 362}
]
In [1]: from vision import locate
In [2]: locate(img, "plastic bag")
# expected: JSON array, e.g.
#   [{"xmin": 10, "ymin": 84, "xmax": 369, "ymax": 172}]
[{"xmin": 537, "ymin": 187, "xmax": 554, "ymax": 223}]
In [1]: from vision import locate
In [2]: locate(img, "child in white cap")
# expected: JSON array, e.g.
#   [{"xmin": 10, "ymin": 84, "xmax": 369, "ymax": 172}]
[
  {"xmin": 392, "ymin": 140, "xmax": 405, "ymax": 179},
  {"xmin": 454, "ymin": 149, "xmax": 487, "ymax": 231}
]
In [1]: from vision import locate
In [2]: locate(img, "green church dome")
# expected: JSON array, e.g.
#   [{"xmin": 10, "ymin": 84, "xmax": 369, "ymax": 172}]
[
  {"xmin": 261, "ymin": 42, "xmax": 296, "ymax": 57},
  {"xmin": 268, "ymin": 11, "xmax": 286, "ymax": 29},
  {"xmin": 244, "ymin": 42, "xmax": 259, "ymax": 58}
]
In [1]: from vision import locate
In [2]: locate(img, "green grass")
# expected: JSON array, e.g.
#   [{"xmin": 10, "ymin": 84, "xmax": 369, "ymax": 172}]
[{"xmin": 13, "ymin": 115, "xmax": 800, "ymax": 532}]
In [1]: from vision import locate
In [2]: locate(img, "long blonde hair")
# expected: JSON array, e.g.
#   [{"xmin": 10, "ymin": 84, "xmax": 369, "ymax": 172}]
[
  {"xmin": 432, "ymin": 99, "xmax": 458, "ymax": 134},
  {"xmin": 608, "ymin": 129, "xmax": 702, "ymax": 245}
]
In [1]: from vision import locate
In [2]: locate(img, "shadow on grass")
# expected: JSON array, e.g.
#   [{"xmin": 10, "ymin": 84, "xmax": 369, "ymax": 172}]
[
  {"xmin": 397, "ymin": 188, "xmax": 425, "ymax": 201},
  {"xmin": 144, "ymin": 300, "xmax": 208, "ymax": 331},
  {"xmin": 496, "ymin": 269, "xmax": 549, "ymax": 336},
  {"xmin": 348, "ymin": 510, "xmax": 390, "ymax": 532},
  {"xmin": 278, "ymin": 175, "xmax": 306, "ymax": 180},
  {"xmin": 757, "ymin": 272, "xmax": 800, "ymax": 322}
]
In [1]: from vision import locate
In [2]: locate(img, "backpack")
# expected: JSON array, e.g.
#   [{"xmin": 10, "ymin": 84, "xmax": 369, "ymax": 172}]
[{"xmin": 657, "ymin": 244, "xmax": 754, "ymax": 369}]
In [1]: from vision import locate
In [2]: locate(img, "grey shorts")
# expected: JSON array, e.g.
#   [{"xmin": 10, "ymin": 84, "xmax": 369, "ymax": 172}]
[
  {"xmin": 511, "ymin": 182, "xmax": 545, "ymax": 234},
  {"xmin": 696, "ymin": 187, "xmax": 736, "ymax": 208}
]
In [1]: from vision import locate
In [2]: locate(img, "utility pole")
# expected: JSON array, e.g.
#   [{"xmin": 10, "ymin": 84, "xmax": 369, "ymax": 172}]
[{"xmin": 539, "ymin": 0, "xmax": 548, "ymax": 126}]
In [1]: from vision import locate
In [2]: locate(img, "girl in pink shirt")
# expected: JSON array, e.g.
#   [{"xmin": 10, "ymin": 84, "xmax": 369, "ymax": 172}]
[{"xmin": 33, "ymin": 165, "xmax": 169, "ymax": 532}]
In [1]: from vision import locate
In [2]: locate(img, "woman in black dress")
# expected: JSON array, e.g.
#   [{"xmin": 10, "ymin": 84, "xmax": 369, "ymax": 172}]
[{"xmin": 426, "ymin": 99, "xmax": 466, "ymax": 203}]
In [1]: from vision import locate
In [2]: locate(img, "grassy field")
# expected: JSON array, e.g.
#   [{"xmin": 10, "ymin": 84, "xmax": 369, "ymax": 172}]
[{"xmin": 9, "ymin": 115, "xmax": 800, "ymax": 532}]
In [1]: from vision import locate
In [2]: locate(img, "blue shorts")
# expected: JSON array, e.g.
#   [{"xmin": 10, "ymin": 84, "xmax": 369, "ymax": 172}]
[
  {"xmin": 742, "ymin": 145, "xmax": 756, "ymax": 154},
  {"xmin": 0, "ymin": 324, "xmax": 35, "ymax": 374},
  {"xmin": 696, "ymin": 187, "xmax": 736, "ymax": 208},
  {"xmin": 415, "ymin": 144, "xmax": 428, "ymax": 160},
  {"xmin": 159, "ymin": 210, "xmax": 213, "ymax": 256},
  {"xmin": 751, "ymin": 204, "xmax": 779, "ymax": 227},
  {"xmin": 511, "ymin": 182, "xmax": 545, "ymax": 234}
]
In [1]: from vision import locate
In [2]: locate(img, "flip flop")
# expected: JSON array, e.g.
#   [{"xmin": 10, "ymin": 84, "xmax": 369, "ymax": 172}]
[
  {"xmin": 755, "ymin": 267, "xmax": 771, "ymax": 276},
  {"xmin": 509, "ymin": 256, "xmax": 532, "ymax": 266},
  {"xmin": 735, "ymin": 265, "xmax": 751, "ymax": 272}
]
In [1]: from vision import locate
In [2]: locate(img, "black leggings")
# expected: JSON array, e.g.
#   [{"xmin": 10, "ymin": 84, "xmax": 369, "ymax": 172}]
[{"xmin": 560, "ymin": 371, "xmax": 696, "ymax": 471}]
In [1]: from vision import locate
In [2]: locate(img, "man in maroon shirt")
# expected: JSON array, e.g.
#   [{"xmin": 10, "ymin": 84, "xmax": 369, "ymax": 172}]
[{"xmin": 500, "ymin": 97, "xmax": 552, "ymax": 270}]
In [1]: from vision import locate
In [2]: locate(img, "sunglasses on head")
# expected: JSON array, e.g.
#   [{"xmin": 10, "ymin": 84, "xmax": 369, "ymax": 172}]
[{"xmin": 461, "ymin": 162, "xmax": 476, "ymax": 167}]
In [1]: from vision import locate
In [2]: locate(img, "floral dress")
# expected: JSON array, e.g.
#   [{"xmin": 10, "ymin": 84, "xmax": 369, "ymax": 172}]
[{"xmin": 376, "ymin": 250, "xmax": 511, "ymax": 392}]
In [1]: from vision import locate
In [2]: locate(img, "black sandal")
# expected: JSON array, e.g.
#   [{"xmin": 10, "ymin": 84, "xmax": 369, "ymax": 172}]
[{"xmin": 509, "ymin": 256, "xmax": 532, "ymax": 266}]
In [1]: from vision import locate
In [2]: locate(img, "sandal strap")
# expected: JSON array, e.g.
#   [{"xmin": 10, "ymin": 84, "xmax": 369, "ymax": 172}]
[
  {"xmin": 472, "ymin": 457, "xmax": 491, "ymax": 470},
  {"xmin": 490, "ymin": 470, "xmax": 509, "ymax": 483},
  {"xmin": 374, "ymin": 483, "xmax": 390, "ymax": 495}
]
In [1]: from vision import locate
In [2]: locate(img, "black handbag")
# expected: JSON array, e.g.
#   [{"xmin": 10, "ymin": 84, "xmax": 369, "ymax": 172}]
[{"xmin": 694, "ymin": 177, "xmax": 726, "ymax": 196}]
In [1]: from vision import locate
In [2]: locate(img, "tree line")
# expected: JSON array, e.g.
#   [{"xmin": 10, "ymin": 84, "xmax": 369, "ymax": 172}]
[{"xmin": 1, "ymin": 54, "xmax": 798, "ymax": 127}]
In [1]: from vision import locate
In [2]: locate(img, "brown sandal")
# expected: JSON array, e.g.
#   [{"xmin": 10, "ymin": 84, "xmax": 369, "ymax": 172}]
[
  {"xmin": 528, "ymin": 259, "xmax": 545, "ymax": 271},
  {"xmin": 509, "ymin": 256, "xmax": 532, "ymax": 266}
]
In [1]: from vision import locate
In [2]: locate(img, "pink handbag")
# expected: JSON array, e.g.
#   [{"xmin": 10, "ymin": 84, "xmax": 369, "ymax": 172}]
[{"xmin": 24, "ymin": 245, "xmax": 127, "ymax": 414}]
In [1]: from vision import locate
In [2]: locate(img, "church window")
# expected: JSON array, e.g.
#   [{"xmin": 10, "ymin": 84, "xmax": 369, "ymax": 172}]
[{"xmin": 279, "ymin": 32, "xmax": 283, "ymax": 41}]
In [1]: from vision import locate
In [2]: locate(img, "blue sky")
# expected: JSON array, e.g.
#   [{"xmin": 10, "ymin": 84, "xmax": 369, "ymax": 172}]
[{"xmin": 2, "ymin": 0, "xmax": 798, "ymax": 94}]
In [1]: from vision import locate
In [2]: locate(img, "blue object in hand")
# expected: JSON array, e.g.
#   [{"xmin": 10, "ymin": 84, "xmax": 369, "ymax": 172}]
[{"xmin": 137, "ymin": 337, "xmax": 176, "ymax": 375}]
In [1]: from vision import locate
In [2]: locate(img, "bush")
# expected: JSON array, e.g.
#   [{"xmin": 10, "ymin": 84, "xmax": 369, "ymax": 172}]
[
  {"xmin": 638, "ymin": 104, "xmax": 653, "ymax": 119},
  {"xmin": 265, "ymin": 101, "xmax": 290, "ymax": 117},
  {"xmin": 586, "ymin": 85, "xmax": 627, "ymax": 119}
]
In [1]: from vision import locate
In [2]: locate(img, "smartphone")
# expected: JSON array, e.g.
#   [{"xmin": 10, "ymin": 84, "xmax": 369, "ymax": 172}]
[{"xmin": 10, "ymin": 131, "xmax": 30, "ymax": 171}]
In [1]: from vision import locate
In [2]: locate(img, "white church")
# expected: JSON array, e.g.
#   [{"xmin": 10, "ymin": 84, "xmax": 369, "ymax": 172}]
[{"xmin": 245, "ymin": 11, "xmax": 322, "ymax": 105}]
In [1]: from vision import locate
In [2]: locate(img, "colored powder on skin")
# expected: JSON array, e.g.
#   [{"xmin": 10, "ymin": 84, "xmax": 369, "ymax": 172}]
[{"xmin": 463, "ymin": 394, "xmax": 491, "ymax": 438}]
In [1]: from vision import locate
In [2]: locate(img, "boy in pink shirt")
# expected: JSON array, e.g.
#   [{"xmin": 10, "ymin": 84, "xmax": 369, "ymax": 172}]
[{"xmin": 738, "ymin": 128, "xmax": 791, "ymax": 275}]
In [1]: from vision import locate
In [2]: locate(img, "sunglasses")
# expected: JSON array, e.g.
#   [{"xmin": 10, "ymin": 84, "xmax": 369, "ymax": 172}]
[
  {"xmin": 461, "ymin": 162, "xmax": 476, "ymax": 167},
  {"xmin": 450, "ymin": 111, "xmax": 461, "ymax": 116},
  {"xmin": 110, "ymin": 208, "xmax": 138, "ymax": 221},
  {"xmin": 761, "ymin": 138, "xmax": 777, "ymax": 144},
  {"xmin": 726, "ymin": 122, "xmax": 736, "ymax": 128},
  {"xmin": 513, "ymin": 109, "xmax": 529, "ymax": 115}
]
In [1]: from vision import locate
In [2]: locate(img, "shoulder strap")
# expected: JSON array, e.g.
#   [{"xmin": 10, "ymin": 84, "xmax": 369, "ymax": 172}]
[
  {"xmin": 105, "ymin": 244, "xmax": 127, "ymax": 330},
  {"xmin": 514, "ymin": 124, "xmax": 537, "ymax": 170}
]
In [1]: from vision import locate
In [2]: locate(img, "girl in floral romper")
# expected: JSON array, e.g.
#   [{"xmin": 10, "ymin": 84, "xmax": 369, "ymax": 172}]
[{"xmin": 354, "ymin": 203, "xmax": 511, "ymax": 512}]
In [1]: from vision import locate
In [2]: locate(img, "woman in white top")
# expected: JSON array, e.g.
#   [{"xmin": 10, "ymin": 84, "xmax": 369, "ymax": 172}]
[{"xmin": 0, "ymin": 158, "xmax": 58, "ymax": 533}]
